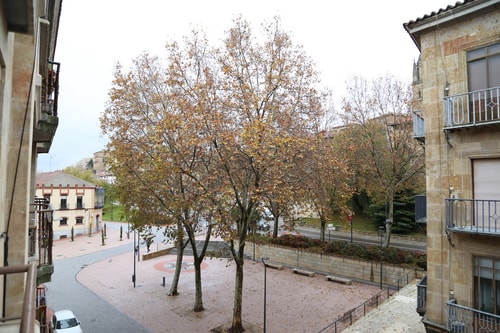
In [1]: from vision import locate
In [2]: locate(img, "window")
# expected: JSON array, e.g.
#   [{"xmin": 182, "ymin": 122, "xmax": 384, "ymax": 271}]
[
  {"xmin": 60, "ymin": 196, "xmax": 68, "ymax": 209},
  {"xmin": 474, "ymin": 256, "xmax": 500, "ymax": 315},
  {"xmin": 466, "ymin": 43, "xmax": 500, "ymax": 124},
  {"xmin": 60, "ymin": 217, "xmax": 68, "ymax": 226},
  {"xmin": 76, "ymin": 217, "xmax": 83, "ymax": 224},
  {"xmin": 468, "ymin": 43, "xmax": 500, "ymax": 92},
  {"xmin": 43, "ymin": 194, "xmax": 51, "ymax": 203},
  {"xmin": 76, "ymin": 196, "xmax": 83, "ymax": 209}
]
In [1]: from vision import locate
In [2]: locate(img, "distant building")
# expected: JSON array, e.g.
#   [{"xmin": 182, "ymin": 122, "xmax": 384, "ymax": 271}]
[
  {"xmin": 93, "ymin": 150, "xmax": 115, "ymax": 183},
  {"xmin": 36, "ymin": 171, "xmax": 104, "ymax": 239},
  {"xmin": 405, "ymin": 1, "xmax": 500, "ymax": 332}
]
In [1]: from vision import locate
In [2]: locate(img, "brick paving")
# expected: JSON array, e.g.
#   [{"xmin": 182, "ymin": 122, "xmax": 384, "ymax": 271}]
[{"xmin": 50, "ymin": 222, "xmax": 425, "ymax": 333}]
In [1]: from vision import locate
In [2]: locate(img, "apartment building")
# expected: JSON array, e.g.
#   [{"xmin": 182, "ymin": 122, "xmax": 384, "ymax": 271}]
[
  {"xmin": 36, "ymin": 171, "xmax": 104, "ymax": 240},
  {"xmin": 0, "ymin": 0, "xmax": 62, "ymax": 332},
  {"xmin": 404, "ymin": 0, "xmax": 500, "ymax": 332}
]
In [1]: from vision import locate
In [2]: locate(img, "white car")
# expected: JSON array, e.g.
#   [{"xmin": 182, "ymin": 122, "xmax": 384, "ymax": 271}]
[{"xmin": 50, "ymin": 310, "xmax": 83, "ymax": 333}]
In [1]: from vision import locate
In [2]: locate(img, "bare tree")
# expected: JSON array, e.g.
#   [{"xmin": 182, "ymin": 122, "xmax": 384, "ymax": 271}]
[{"xmin": 340, "ymin": 75, "xmax": 425, "ymax": 247}]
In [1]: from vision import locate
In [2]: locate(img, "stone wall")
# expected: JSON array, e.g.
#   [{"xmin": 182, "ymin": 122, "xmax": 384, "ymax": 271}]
[{"xmin": 245, "ymin": 242, "xmax": 424, "ymax": 288}]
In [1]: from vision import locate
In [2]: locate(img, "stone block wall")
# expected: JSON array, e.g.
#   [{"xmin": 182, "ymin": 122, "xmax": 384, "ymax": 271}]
[{"xmin": 245, "ymin": 242, "xmax": 422, "ymax": 288}]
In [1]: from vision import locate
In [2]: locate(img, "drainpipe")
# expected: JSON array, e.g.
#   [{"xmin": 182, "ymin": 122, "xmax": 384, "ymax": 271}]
[{"xmin": 2, "ymin": 232, "xmax": 8, "ymax": 318}]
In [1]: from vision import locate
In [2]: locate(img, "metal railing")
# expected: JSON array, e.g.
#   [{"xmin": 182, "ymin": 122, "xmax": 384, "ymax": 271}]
[
  {"xmin": 0, "ymin": 264, "xmax": 37, "ymax": 333},
  {"xmin": 317, "ymin": 273, "xmax": 411, "ymax": 333},
  {"xmin": 443, "ymin": 86, "xmax": 500, "ymax": 129},
  {"xmin": 417, "ymin": 275, "xmax": 427, "ymax": 316},
  {"xmin": 317, "ymin": 288, "xmax": 393, "ymax": 333},
  {"xmin": 448, "ymin": 300, "xmax": 500, "ymax": 333},
  {"xmin": 413, "ymin": 110, "xmax": 425, "ymax": 139},
  {"xmin": 31, "ymin": 198, "xmax": 54, "ymax": 267},
  {"xmin": 445, "ymin": 198, "xmax": 500, "ymax": 235}
]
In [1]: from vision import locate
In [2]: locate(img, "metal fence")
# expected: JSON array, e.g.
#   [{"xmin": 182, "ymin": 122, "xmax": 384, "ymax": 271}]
[{"xmin": 317, "ymin": 274, "xmax": 411, "ymax": 333}]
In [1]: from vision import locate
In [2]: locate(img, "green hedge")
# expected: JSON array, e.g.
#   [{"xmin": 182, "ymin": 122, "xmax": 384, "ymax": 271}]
[{"xmin": 261, "ymin": 234, "xmax": 426, "ymax": 269}]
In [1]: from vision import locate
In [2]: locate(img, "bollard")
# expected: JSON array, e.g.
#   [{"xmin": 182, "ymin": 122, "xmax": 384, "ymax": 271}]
[{"xmin": 162, "ymin": 276, "xmax": 166, "ymax": 287}]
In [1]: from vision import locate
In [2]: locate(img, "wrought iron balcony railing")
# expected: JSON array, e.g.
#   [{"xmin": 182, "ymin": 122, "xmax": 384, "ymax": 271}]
[
  {"xmin": 412, "ymin": 110, "xmax": 425, "ymax": 140},
  {"xmin": 445, "ymin": 198, "xmax": 500, "ymax": 236},
  {"xmin": 448, "ymin": 300, "xmax": 500, "ymax": 333},
  {"xmin": 443, "ymin": 86, "xmax": 500, "ymax": 129},
  {"xmin": 30, "ymin": 198, "xmax": 54, "ymax": 285},
  {"xmin": 416, "ymin": 275, "xmax": 427, "ymax": 316}
]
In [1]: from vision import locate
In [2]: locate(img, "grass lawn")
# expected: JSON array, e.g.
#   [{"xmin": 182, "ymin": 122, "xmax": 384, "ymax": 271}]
[
  {"xmin": 297, "ymin": 215, "xmax": 378, "ymax": 232},
  {"xmin": 102, "ymin": 203, "xmax": 128, "ymax": 222}
]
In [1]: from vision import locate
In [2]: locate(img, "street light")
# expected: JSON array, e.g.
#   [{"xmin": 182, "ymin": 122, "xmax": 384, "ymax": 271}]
[
  {"xmin": 261, "ymin": 257, "xmax": 269, "ymax": 333},
  {"xmin": 348, "ymin": 213, "xmax": 353, "ymax": 243},
  {"xmin": 132, "ymin": 230, "xmax": 137, "ymax": 288},
  {"xmin": 378, "ymin": 226, "xmax": 385, "ymax": 289}
]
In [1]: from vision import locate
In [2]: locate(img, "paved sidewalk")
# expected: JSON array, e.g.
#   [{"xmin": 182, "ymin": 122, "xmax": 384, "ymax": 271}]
[{"xmin": 50, "ymin": 222, "xmax": 425, "ymax": 333}]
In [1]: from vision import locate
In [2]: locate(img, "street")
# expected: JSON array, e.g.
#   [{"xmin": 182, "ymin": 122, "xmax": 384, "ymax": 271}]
[
  {"xmin": 295, "ymin": 226, "xmax": 427, "ymax": 252},
  {"xmin": 45, "ymin": 241, "xmax": 151, "ymax": 333}
]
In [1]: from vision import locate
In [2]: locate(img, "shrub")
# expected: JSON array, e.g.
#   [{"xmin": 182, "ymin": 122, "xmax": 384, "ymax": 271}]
[
  {"xmin": 270, "ymin": 234, "xmax": 322, "ymax": 249},
  {"xmin": 254, "ymin": 234, "xmax": 426, "ymax": 269}
]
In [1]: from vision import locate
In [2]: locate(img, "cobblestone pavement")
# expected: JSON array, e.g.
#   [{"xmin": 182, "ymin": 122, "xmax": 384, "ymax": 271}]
[{"xmin": 51, "ymin": 222, "xmax": 425, "ymax": 333}]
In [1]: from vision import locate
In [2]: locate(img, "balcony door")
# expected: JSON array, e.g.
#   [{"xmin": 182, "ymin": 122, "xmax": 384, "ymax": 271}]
[
  {"xmin": 467, "ymin": 43, "xmax": 500, "ymax": 123},
  {"xmin": 467, "ymin": 43, "xmax": 500, "ymax": 92},
  {"xmin": 472, "ymin": 159, "xmax": 500, "ymax": 232}
]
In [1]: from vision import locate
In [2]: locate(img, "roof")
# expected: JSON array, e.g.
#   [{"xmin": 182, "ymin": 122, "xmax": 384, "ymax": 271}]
[
  {"xmin": 404, "ymin": 1, "xmax": 470, "ymax": 27},
  {"xmin": 36, "ymin": 171, "xmax": 96, "ymax": 188},
  {"xmin": 403, "ymin": 0, "xmax": 499, "ymax": 50}
]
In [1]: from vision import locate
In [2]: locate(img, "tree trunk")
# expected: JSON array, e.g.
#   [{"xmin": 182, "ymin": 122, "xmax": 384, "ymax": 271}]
[
  {"xmin": 168, "ymin": 224, "xmax": 184, "ymax": 296},
  {"xmin": 193, "ymin": 257, "xmax": 204, "ymax": 312},
  {"xmin": 230, "ymin": 241, "xmax": 245, "ymax": 332},
  {"xmin": 190, "ymin": 224, "xmax": 212, "ymax": 312},
  {"xmin": 272, "ymin": 215, "xmax": 279, "ymax": 238},
  {"xmin": 384, "ymin": 195, "xmax": 394, "ymax": 248},
  {"xmin": 319, "ymin": 215, "xmax": 326, "ymax": 243}
]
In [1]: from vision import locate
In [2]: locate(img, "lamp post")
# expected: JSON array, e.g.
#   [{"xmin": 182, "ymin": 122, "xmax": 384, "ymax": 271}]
[
  {"xmin": 133, "ymin": 230, "xmax": 137, "ymax": 288},
  {"xmin": 262, "ymin": 257, "xmax": 269, "ymax": 333},
  {"xmin": 348, "ymin": 213, "xmax": 353, "ymax": 243},
  {"xmin": 378, "ymin": 226, "xmax": 384, "ymax": 289}
]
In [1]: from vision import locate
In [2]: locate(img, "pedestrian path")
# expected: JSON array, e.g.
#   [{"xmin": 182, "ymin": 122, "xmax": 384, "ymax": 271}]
[
  {"xmin": 49, "ymin": 221, "xmax": 426, "ymax": 333},
  {"xmin": 342, "ymin": 282, "xmax": 425, "ymax": 333}
]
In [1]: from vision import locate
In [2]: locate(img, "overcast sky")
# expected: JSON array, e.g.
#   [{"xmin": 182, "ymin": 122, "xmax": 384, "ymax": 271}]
[{"xmin": 37, "ymin": 0, "xmax": 454, "ymax": 172}]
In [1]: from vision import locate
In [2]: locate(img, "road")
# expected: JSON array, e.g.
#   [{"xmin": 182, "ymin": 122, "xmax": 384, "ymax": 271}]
[
  {"xmin": 45, "ymin": 243, "xmax": 151, "ymax": 333},
  {"xmin": 295, "ymin": 226, "xmax": 427, "ymax": 252}
]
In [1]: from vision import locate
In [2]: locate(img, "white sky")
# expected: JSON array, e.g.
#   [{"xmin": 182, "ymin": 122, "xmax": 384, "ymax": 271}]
[{"xmin": 37, "ymin": 0, "xmax": 454, "ymax": 172}]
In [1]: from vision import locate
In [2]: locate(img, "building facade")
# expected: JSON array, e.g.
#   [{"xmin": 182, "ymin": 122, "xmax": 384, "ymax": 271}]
[
  {"xmin": 0, "ymin": 0, "xmax": 62, "ymax": 331},
  {"xmin": 405, "ymin": 1, "xmax": 500, "ymax": 332},
  {"xmin": 36, "ymin": 171, "xmax": 104, "ymax": 240}
]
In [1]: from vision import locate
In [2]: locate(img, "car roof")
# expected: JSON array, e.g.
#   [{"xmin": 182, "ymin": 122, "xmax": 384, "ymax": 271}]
[{"xmin": 54, "ymin": 310, "xmax": 76, "ymax": 320}]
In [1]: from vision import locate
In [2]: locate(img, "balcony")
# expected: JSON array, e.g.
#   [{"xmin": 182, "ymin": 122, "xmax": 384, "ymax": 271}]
[
  {"xmin": 443, "ymin": 86, "xmax": 500, "ymax": 130},
  {"xmin": 445, "ymin": 198, "xmax": 500, "ymax": 236},
  {"xmin": 35, "ymin": 62, "xmax": 60, "ymax": 154},
  {"xmin": 0, "ymin": 265, "xmax": 40, "ymax": 333},
  {"xmin": 30, "ymin": 198, "xmax": 54, "ymax": 285},
  {"xmin": 413, "ymin": 110, "xmax": 425, "ymax": 142},
  {"xmin": 416, "ymin": 275, "xmax": 427, "ymax": 316},
  {"xmin": 448, "ymin": 300, "xmax": 500, "ymax": 333}
]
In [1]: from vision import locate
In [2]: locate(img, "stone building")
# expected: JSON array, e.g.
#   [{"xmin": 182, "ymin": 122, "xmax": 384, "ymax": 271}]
[
  {"xmin": 36, "ymin": 171, "xmax": 104, "ymax": 240},
  {"xmin": 0, "ymin": 0, "xmax": 62, "ymax": 331},
  {"xmin": 404, "ymin": 0, "xmax": 500, "ymax": 332}
]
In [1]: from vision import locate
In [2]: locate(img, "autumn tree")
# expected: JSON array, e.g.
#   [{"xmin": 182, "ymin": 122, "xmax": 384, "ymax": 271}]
[
  {"xmin": 207, "ymin": 17, "xmax": 329, "ymax": 331},
  {"xmin": 101, "ymin": 52, "xmax": 215, "ymax": 311},
  {"xmin": 339, "ymin": 75, "xmax": 425, "ymax": 247},
  {"xmin": 298, "ymin": 129, "xmax": 354, "ymax": 242},
  {"xmin": 161, "ymin": 16, "xmax": 326, "ymax": 331},
  {"xmin": 102, "ymin": 16, "xmax": 328, "ymax": 331}
]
